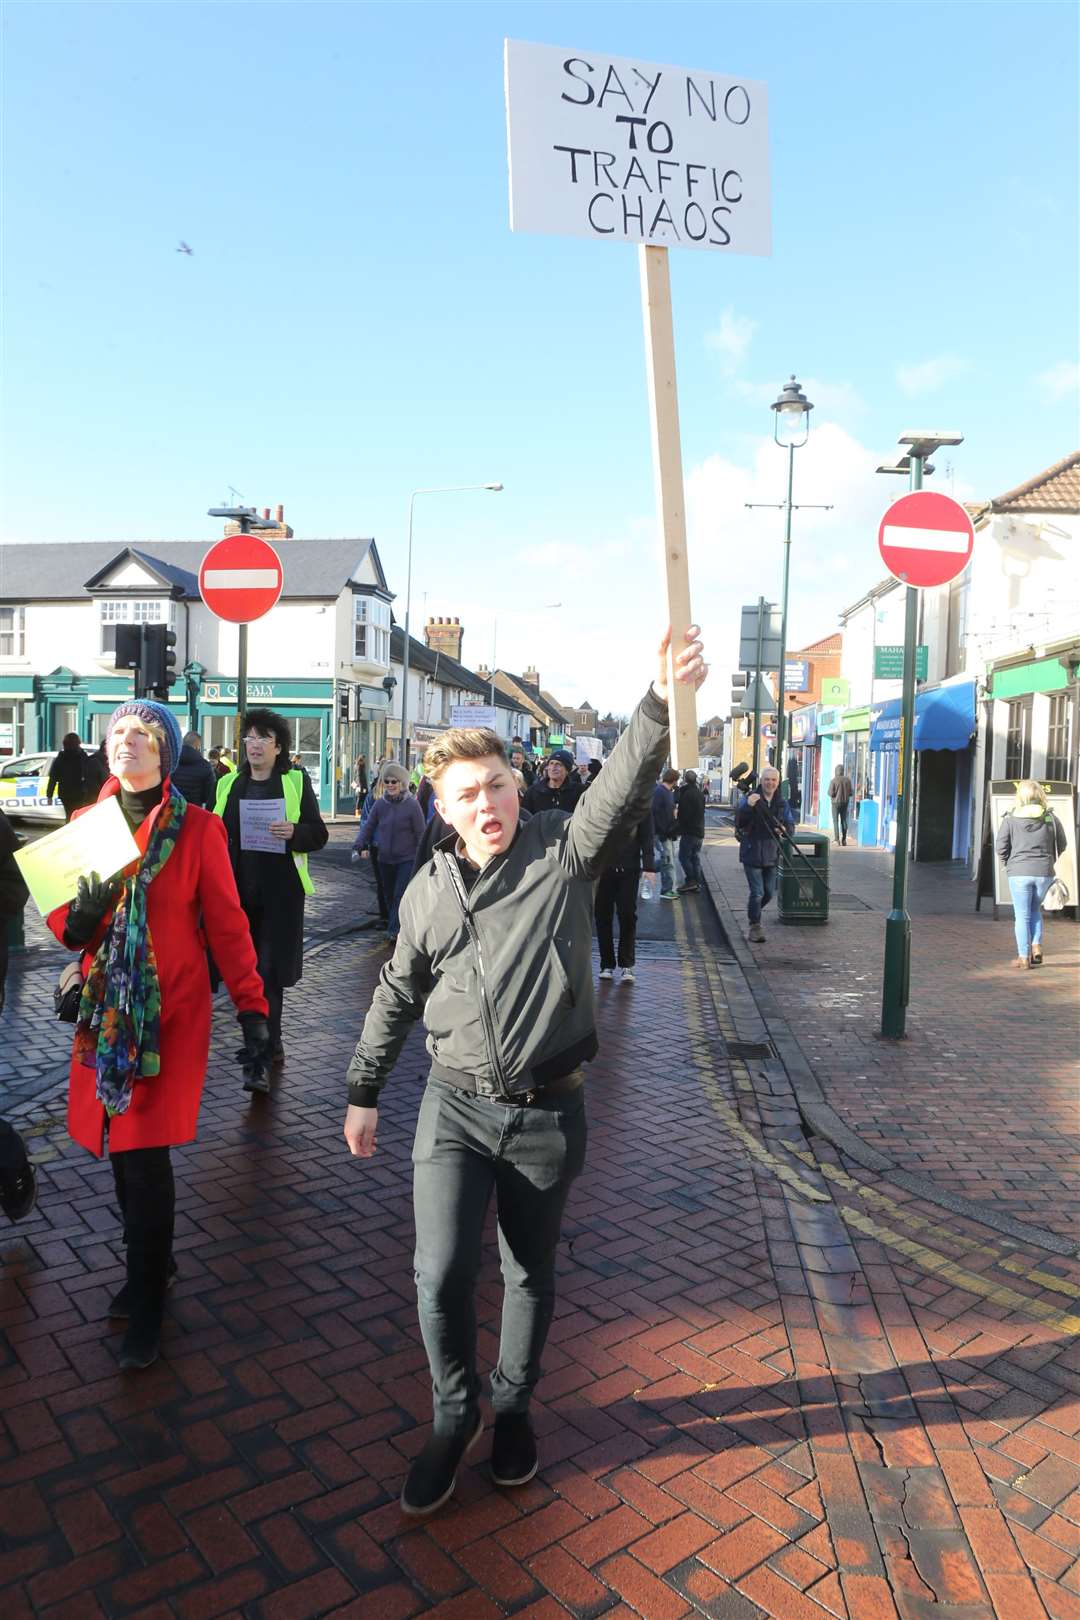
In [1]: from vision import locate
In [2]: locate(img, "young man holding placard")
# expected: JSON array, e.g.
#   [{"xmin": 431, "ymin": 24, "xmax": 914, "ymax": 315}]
[{"xmin": 343, "ymin": 626, "xmax": 708, "ymax": 1516}]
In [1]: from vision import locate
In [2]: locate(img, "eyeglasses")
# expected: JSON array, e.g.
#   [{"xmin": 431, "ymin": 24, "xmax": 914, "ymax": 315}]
[{"xmin": 242, "ymin": 733, "xmax": 274, "ymax": 743}]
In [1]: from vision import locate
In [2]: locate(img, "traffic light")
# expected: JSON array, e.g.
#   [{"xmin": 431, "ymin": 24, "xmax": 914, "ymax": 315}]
[
  {"xmin": 139, "ymin": 625, "xmax": 178, "ymax": 700},
  {"xmin": 114, "ymin": 624, "xmax": 142, "ymax": 677},
  {"xmin": 730, "ymin": 670, "xmax": 748, "ymax": 716}
]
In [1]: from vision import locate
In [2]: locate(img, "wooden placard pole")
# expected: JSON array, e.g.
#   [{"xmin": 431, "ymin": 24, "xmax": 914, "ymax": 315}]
[{"xmin": 639, "ymin": 244, "xmax": 698, "ymax": 770}]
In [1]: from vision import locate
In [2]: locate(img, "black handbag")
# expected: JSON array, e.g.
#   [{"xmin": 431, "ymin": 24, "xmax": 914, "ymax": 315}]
[{"xmin": 54, "ymin": 960, "xmax": 83, "ymax": 1022}]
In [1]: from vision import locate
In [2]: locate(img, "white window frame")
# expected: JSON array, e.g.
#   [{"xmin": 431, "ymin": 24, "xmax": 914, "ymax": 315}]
[
  {"xmin": 0, "ymin": 606, "xmax": 26, "ymax": 659},
  {"xmin": 353, "ymin": 594, "xmax": 391, "ymax": 666},
  {"xmin": 98, "ymin": 597, "xmax": 174, "ymax": 658}
]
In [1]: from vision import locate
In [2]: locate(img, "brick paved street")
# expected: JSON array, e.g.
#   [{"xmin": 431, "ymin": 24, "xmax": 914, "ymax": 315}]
[{"xmin": 2, "ymin": 822, "xmax": 1078, "ymax": 1619}]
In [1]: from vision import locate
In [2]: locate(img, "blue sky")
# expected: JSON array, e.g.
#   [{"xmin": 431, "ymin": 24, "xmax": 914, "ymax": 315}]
[{"xmin": 3, "ymin": 1, "xmax": 1077, "ymax": 713}]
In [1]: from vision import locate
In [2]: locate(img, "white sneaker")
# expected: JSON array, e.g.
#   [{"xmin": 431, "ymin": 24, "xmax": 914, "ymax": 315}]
[
  {"xmin": 599, "ymin": 968, "xmax": 614, "ymax": 980},
  {"xmin": 619, "ymin": 968, "xmax": 635, "ymax": 984},
  {"xmin": 748, "ymin": 922, "xmax": 765, "ymax": 943}
]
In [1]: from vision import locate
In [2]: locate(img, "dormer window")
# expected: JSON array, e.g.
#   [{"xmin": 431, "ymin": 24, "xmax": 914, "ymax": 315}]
[{"xmin": 99, "ymin": 598, "xmax": 173, "ymax": 657}]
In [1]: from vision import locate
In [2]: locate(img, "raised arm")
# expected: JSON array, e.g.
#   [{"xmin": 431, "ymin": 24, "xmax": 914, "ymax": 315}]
[{"xmin": 562, "ymin": 627, "xmax": 707, "ymax": 881}]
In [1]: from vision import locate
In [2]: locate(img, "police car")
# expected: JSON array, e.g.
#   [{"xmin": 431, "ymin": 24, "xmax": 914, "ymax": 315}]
[{"xmin": 0, "ymin": 751, "xmax": 88, "ymax": 823}]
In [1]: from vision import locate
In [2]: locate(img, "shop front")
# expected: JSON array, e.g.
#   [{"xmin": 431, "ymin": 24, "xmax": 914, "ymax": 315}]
[
  {"xmin": 789, "ymin": 705, "xmax": 818, "ymax": 821},
  {"xmin": 840, "ymin": 707, "xmax": 872, "ymax": 843},
  {"xmin": 869, "ymin": 680, "xmax": 977, "ymax": 861},
  {"xmin": 0, "ymin": 676, "xmax": 36, "ymax": 759}
]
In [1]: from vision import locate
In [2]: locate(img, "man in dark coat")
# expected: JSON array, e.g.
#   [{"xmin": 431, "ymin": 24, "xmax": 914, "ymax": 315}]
[
  {"xmin": 595, "ymin": 809, "xmax": 655, "ymax": 983},
  {"xmin": 674, "ymin": 769, "xmax": 706, "ymax": 893},
  {"xmin": 522, "ymin": 749, "xmax": 581, "ymax": 815},
  {"xmin": 46, "ymin": 734, "xmax": 89, "ymax": 820},
  {"xmin": 83, "ymin": 741, "xmax": 111, "ymax": 800},
  {"xmin": 172, "ymin": 733, "xmax": 217, "ymax": 808},
  {"xmin": 651, "ymin": 767, "xmax": 679, "ymax": 898},
  {"xmin": 736, "ymin": 765, "xmax": 795, "ymax": 942}
]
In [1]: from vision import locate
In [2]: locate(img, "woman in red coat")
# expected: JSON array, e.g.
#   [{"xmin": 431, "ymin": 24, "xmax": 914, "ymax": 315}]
[{"xmin": 48, "ymin": 700, "xmax": 269, "ymax": 1371}]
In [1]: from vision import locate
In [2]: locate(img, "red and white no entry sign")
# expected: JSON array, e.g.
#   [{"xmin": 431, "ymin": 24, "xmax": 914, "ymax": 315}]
[
  {"xmin": 199, "ymin": 533, "xmax": 284, "ymax": 624},
  {"xmin": 877, "ymin": 490, "xmax": 975, "ymax": 589}
]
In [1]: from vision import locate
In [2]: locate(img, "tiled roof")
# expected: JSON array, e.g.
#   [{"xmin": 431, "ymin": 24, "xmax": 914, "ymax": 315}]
[
  {"xmin": 389, "ymin": 628, "xmax": 528, "ymax": 714},
  {"xmin": 990, "ymin": 451, "xmax": 1080, "ymax": 513},
  {"xmin": 0, "ymin": 537, "xmax": 381, "ymax": 601},
  {"xmin": 498, "ymin": 672, "xmax": 568, "ymax": 728},
  {"xmin": 792, "ymin": 633, "xmax": 842, "ymax": 656}
]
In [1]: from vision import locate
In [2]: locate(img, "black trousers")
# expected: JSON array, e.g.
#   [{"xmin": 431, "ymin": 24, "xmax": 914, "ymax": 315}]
[
  {"xmin": 370, "ymin": 849, "xmax": 390, "ymax": 920},
  {"xmin": 595, "ymin": 869, "xmax": 639, "ymax": 969},
  {"xmin": 112, "ymin": 1146, "xmax": 175, "ymax": 1331}
]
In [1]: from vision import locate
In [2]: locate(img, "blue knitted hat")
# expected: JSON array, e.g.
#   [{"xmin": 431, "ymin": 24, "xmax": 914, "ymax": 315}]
[{"xmin": 106, "ymin": 700, "xmax": 184, "ymax": 779}]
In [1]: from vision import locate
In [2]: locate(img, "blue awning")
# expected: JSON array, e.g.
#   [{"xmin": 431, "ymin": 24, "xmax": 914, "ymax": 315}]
[{"xmin": 869, "ymin": 681, "xmax": 976, "ymax": 753}]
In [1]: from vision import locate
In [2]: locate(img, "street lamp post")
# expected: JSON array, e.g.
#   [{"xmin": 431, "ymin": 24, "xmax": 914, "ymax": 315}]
[
  {"xmin": 400, "ymin": 483, "xmax": 503, "ymax": 765},
  {"xmin": 876, "ymin": 431, "xmax": 964, "ymax": 1039},
  {"xmin": 770, "ymin": 378, "xmax": 812, "ymax": 782}
]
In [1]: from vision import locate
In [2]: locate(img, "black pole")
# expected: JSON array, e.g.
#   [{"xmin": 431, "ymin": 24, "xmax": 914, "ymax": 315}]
[{"xmin": 751, "ymin": 595, "xmax": 765, "ymax": 777}]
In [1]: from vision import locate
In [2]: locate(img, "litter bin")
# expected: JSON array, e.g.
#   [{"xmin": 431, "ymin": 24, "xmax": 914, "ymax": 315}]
[{"xmin": 777, "ymin": 831, "xmax": 829, "ymax": 925}]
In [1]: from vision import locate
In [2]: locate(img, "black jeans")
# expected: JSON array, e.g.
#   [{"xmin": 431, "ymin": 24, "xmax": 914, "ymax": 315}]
[
  {"xmin": 679, "ymin": 835, "xmax": 704, "ymax": 884},
  {"xmin": 412, "ymin": 1079, "xmax": 587, "ymax": 1430},
  {"xmin": 111, "ymin": 1146, "xmax": 175, "ymax": 1331},
  {"xmin": 831, "ymin": 802, "xmax": 849, "ymax": 842},
  {"xmin": 595, "ymin": 870, "xmax": 639, "ymax": 969}
]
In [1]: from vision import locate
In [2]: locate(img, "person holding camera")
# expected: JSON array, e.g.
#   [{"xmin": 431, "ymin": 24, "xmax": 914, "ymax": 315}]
[{"xmin": 736, "ymin": 764, "xmax": 795, "ymax": 943}]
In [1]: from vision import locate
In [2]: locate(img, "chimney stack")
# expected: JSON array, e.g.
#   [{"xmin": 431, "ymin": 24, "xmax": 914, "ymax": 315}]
[
  {"xmin": 225, "ymin": 502, "xmax": 294, "ymax": 538},
  {"xmin": 423, "ymin": 614, "xmax": 464, "ymax": 663},
  {"xmin": 262, "ymin": 508, "xmax": 271, "ymax": 520},
  {"xmin": 275, "ymin": 504, "xmax": 284, "ymax": 524},
  {"xmin": 523, "ymin": 665, "xmax": 540, "ymax": 689}
]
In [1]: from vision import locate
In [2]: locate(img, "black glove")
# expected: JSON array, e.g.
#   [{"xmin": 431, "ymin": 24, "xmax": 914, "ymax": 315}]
[
  {"xmin": 64, "ymin": 871, "xmax": 120, "ymax": 947},
  {"xmin": 237, "ymin": 1012, "xmax": 272, "ymax": 1089}
]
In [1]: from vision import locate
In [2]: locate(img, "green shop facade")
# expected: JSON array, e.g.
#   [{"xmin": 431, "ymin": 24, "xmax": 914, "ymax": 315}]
[{"xmin": 0, "ymin": 667, "xmax": 389, "ymax": 816}]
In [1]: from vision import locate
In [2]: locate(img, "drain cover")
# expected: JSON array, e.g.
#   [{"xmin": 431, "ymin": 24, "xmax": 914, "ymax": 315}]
[{"xmin": 726, "ymin": 1040, "xmax": 774, "ymax": 1061}]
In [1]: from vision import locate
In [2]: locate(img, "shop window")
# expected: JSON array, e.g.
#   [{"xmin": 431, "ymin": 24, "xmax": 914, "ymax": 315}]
[
  {"xmin": 1004, "ymin": 698, "xmax": 1031, "ymax": 778},
  {"xmin": 354, "ymin": 595, "xmax": 391, "ymax": 665},
  {"xmin": 0, "ymin": 606, "xmax": 26, "ymax": 659},
  {"xmin": 99, "ymin": 598, "xmax": 171, "ymax": 657},
  {"xmin": 0, "ymin": 702, "xmax": 26, "ymax": 756},
  {"xmin": 1045, "ymin": 694, "xmax": 1073, "ymax": 782},
  {"xmin": 294, "ymin": 717, "xmax": 322, "ymax": 783}
]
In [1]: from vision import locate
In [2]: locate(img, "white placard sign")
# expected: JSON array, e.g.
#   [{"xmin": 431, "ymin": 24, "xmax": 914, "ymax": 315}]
[
  {"xmin": 449, "ymin": 706, "xmax": 498, "ymax": 730},
  {"xmin": 505, "ymin": 39, "xmax": 770, "ymax": 256}
]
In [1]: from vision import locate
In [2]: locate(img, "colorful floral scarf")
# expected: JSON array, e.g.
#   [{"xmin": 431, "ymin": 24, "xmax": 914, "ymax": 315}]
[{"xmin": 74, "ymin": 784, "xmax": 187, "ymax": 1117}]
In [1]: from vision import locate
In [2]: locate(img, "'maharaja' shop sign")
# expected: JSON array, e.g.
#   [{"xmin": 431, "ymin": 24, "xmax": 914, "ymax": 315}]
[{"xmin": 505, "ymin": 41, "xmax": 770, "ymax": 255}]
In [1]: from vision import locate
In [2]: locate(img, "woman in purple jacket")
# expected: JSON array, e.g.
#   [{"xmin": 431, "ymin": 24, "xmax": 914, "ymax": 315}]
[{"xmin": 354, "ymin": 764, "xmax": 426, "ymax": 939}]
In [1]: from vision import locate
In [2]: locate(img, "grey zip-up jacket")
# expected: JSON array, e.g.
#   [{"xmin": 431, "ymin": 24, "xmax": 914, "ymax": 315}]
[{"xmin": 346, "ymin": 685, "xmax": 670, "ymax": 1106}]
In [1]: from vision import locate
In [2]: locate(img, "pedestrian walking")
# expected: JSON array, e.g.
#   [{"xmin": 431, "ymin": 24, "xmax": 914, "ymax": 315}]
[
  {"xmin": 675, "ymin": 768, "xmax": 706, "ymax": 893},
  {"xmin": 172, "ymin": 731, "xmax": 217, "ymax": 808},
  {"xmin": 522, "ymin": 748, "xmax": 581, "ymax": 814},
  {"xmin": 994, "ymin": 779, "xmax": 1067, "ymax": 968},
  {"xmin": 828, "ymin": 764, "xmax": 854, "ymax": 845},
  {"xmin": 355, "ymin": 777, "xmax": 390, "ymax": 923},
  {"xmin": 46, "ymin": 733, "xmax": 89, "ymax": 820},
  {"xmin": 215, "ymin": 708, "xmax": 328, "ymax": 1075},
  {"xmin": 353, "ymin": 763, "xmax": 425, "ymax": 940},
  {"xmin": 47, "ymin": 699, "xmax": 269, "ymax": 1368},
  {"xmin": 343, "ymin": 625, "xmax": 708, "ymax": 1517},
  {"xmin": 351, "ymin": 754, "xmax": 369, "ymax": 812},
  {"xmin": 595, "ymin": 808, "xmax": 655, "ymax": 983},
  {"xmin": 736, "ymin": 764, "xmax": 796, "ymax": 943},
  {"xmin": 652, "ymin": 767, "xmax": 679, "ymax": 899}
]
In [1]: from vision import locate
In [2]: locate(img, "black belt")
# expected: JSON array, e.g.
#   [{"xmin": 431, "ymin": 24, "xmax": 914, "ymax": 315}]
[{"xmin": 430, "ymin": 1067, "xmax": 584, "ymax": 1106}]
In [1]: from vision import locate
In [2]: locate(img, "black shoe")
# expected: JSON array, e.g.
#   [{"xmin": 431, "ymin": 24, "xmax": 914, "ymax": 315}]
[
  {"xmin": 491, "ymin": 1413, "xmax": 538, "ymax": 1488},
  {"xmin": 0, "ymin": 1137, "xmax": 37, "ymax": 1222},
  {"xmin": 677, "ymin": 882, "xmax": 700, "ymax": 894},
  {"xmin": 270, "ymin": 1044, "xmax": 285, "ymax": 1069},
  {"xmin": 118, "ymin": 1319, "xmax": 160, "ymax": 1370},
  {"xmin": 401, "ymin": 1413, "xmax": 483, "ymax": 1517},
  {"xmin": 242, "ymin": 1067, "xmax": 271, "ymax": 1094},
  {"xmin": 109, "ymin": 1255, "xmax": 178, "ymax": 1318}
]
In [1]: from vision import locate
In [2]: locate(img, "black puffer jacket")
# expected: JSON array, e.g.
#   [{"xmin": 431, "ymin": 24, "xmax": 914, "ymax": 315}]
[
  {"xmin": 995, "ymin": 808, "xmax": 1066, "ymax": 877},
  {"xmin": 171, "ymin": 745, "xmax": 217, "ymax": 809},
  {"xmin": 675, "ymin": 781, "xmax": 706, "ymax": 839},
  {"xmin": 523, "ymin": 776, "xmax": 582, "ymax": 815}
]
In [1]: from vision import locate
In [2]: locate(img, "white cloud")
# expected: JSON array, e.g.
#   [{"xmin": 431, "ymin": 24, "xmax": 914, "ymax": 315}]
[
  {"xmin": 706, "ymin": 308, "xmax": 757, "ymax": 373},
  {"xmin": 896, "ymin": 354, "xmax": 969, "ymax": 397},
  {"xmin": 1034, "ymin": 360, "xmax": 1080, "ymax": 401},
  {"xmin": 405, "ymin": 420, "xmax": 976, "ymax": 720}
]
